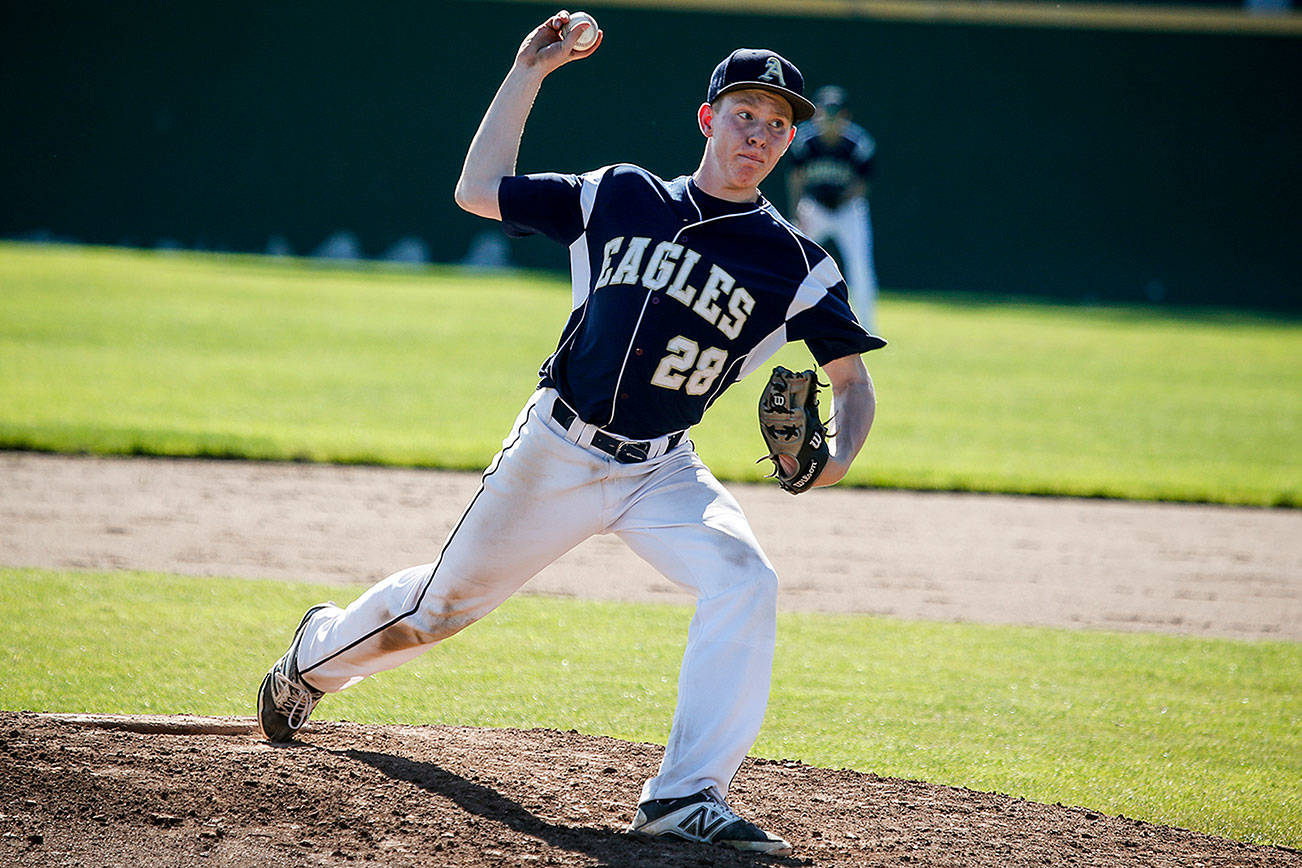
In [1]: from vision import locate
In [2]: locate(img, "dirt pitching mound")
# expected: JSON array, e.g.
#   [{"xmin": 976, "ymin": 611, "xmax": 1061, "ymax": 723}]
[{"xmin": 2, "ymin": 713, "xmax": 1296, "ymax": 867}]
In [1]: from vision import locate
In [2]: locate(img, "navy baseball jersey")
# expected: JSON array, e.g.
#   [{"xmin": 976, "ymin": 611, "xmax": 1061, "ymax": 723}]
[
  {"xmin": 788, "ymin": 122, "xmax": 876, "ymax": 209},
  {"xmin": 498, "ymin": 164, "xmax": 885, "ymax": 439}
]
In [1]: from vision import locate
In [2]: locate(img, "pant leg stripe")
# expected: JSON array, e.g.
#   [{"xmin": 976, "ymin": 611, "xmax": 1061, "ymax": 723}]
[{"xmin": 298, "ymin": 403, "xmax": 536, "ymax": 676}]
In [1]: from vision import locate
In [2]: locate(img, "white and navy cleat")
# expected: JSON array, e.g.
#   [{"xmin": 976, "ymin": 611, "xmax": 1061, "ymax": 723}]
[{"xmin": 629, "ymin": 788, "xmax": 793, "ymax": 856}]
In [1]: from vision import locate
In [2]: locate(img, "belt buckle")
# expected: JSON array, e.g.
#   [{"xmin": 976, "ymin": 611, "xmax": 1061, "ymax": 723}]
[{"xmin": 613, "ymin": 440, "xmax": 649, "ymax": 464}]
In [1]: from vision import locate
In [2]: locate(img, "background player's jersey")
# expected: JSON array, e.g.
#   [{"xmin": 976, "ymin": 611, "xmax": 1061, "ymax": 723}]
[
  {"xmin": 788, "ymin": 122, "xmax": 876, "ymax": 209},
  {"xmin": 499, "ymin": 164, "xmax": 885, "ymax": 439}
]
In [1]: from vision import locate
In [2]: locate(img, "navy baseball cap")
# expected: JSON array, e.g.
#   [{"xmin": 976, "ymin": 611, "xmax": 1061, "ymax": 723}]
[{"xmin": 707, "ymin": 48, "xmax": 816, "ymax": 122}]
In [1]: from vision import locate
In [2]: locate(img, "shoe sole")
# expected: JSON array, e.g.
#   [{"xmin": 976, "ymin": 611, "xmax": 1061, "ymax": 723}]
[
  {"xmin": 256, "ymin": 604, "xmax": 332, "ymax": 742},
  {"xmin": 256, "ymin": 669, "xmax": 293, "ymax": 742},
  {"xmin": 627, "ymin": 826, "xmax": 793, "ymax": 857}
]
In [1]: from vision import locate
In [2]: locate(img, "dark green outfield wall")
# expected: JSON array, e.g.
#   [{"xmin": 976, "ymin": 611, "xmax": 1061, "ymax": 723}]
[{"xmin": 3, "ymin": 1, "xmax": 1299, "ymax": 307}]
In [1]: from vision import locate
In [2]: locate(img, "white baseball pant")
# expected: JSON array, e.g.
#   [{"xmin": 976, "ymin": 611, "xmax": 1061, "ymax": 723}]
[
  {"xmin": 796, "ymin": 196, "xmax": 878, "ymax": 331},
  {"xmin": 294, "ymin": 388, "xmax": 779, "ymax": 802}
]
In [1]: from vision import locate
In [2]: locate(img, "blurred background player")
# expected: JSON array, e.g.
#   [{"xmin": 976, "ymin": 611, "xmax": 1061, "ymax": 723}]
[{"xmin": 786, "ymin": 85, "xmax": 879, "ymax": 329}]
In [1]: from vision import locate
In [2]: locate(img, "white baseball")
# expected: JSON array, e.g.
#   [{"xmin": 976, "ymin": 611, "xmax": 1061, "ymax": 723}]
[{"xmin": 563, "ymin": 11, "xmax": 599, "ymax": 51}]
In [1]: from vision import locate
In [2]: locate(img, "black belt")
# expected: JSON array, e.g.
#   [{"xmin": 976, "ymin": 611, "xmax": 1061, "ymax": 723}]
[{"xmin": 549, "ymin": 400, "xmax": 685, "ymax": 464}]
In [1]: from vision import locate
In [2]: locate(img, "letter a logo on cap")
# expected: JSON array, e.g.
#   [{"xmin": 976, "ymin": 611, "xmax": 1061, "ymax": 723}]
[
  {"xmin": 758, "ymin": 56, "xmax": 785, "ymax": 86},
  {"xmin": 706, "ymin": 48, "xmax": 815, "ymax": 121}
]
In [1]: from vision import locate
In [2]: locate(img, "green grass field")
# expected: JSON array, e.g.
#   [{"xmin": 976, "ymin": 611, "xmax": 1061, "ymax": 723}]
[
  {"xmin": 2, "ymin": 568, "xmax": 1298, "ymax": 848},
  {"xmin": 2, "ymin": 242, "xmax": 1299, "ymax": 505},
  {"xmin": 3, "ymin": 243, "xmax": 1300, "ymax": 850}
]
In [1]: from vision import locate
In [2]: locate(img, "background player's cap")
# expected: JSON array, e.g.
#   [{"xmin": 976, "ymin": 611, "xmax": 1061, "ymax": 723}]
[
  {"xmin": 707, "ymin": 49, "xmax": 816, "ymax": 122},
  {"xmin": 814, "ymin": 85, "xmax": 847, "ymax": 114}
]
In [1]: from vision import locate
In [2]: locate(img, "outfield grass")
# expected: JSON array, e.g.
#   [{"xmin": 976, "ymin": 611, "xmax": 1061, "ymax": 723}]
[
  {"xmin": 2, "ymin": 242, "xmax": 1299, "ymax": 505},
  {"xmin": 2, "ymin": 568, "xmax": 1298, "ymax": 849}
]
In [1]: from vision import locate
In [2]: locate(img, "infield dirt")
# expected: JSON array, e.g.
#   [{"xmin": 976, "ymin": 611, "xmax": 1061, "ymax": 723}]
[
  {"xmin": 4, "ymin": 712, "xmax": 1299, "ymax": 867},
  {"xmin": 2, "ymin": 452, "xmax": 1301, "ymax": 866}
]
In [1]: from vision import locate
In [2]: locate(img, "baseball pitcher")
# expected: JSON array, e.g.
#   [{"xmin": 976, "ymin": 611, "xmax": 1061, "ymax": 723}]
[{"xmin": 257, "ymin": 10, "xmax": 885, "ymax": 857}]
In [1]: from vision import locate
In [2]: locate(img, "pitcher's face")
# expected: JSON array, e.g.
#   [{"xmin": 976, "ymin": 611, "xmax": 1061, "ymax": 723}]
[{"xmin": 699, "ymin": 89, "xmax": 796, "ymax": 197}]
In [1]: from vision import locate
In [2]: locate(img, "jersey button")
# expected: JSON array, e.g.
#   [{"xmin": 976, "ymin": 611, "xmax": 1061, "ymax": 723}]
[
  {"xmin": 651, "ymin": 296, "xmax": 660, "ymax": 305},
  {"xmin": 634, "ymin": 348, "xmax": 643, "ymax": 356},
  {"xmin": 620, "ymin": 392, "xmax": 629, "ymax": 400}
]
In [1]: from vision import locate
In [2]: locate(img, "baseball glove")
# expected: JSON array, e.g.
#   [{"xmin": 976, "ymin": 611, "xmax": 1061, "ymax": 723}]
[{"xmin": 757, "ymin": 366, "xmax": 830, "ymax": 495}]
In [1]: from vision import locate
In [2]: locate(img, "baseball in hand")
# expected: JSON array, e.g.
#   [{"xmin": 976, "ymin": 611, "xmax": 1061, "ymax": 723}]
[{"xmin": 563, "ymin": 11, "xmax": 599, "ymax": 51}]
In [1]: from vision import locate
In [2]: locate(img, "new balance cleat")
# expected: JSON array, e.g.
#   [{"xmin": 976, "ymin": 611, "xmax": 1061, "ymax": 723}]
[
  {"xmin": 629, "ymin": 788, "xmax": 793, "ymax": 856},
  {"xmin": 256, "ymin": 604, "xmax": 333, "ymax": 742}
]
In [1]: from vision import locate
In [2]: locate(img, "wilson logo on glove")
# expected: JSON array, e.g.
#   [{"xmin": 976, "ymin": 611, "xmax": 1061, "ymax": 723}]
[{"xmin": 757, "ymin": 365, "xmax": 831, "ymax": 495}]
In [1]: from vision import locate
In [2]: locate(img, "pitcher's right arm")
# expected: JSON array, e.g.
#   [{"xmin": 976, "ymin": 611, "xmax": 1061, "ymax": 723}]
[{"xmin": 454, "ymin": 10, "xmax": 602, "ymax": 220}]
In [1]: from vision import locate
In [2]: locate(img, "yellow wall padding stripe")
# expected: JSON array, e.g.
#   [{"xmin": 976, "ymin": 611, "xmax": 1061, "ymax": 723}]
[{"xmin": 482, "ymin": 0, "xmax": 1302, "ymax": 37}]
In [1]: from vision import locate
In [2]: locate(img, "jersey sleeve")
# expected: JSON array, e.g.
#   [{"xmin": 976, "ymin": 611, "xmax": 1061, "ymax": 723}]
[
  {"xmin": 788, "ymin": 253, "xmax": 886, "ymax": 364},
  {"xmin": 497, "ymin": 172, "xmax": 585, "ymax": 245}
]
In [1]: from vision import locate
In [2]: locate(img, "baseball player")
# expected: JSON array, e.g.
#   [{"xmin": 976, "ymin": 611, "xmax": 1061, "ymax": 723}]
[
  {"xmin": 257, "ymin": 11, "xmax": 885, "ymax": 857},
  {"xmin": 786, "ymin": 85, "xmax": 880, "ymax": 329}
]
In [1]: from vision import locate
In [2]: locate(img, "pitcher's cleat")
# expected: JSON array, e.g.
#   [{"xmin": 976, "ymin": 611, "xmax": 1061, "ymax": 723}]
[
  {"xmin": 256, "ymin": 604, "xmax": 333, "ymax": 742},
  {"xmin": 629, "ymin": 788, "xmax": 793, "ymax": 856}
]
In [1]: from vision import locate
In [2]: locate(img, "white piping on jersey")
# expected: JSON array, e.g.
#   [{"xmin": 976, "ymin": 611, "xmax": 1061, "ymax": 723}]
[
  {"xmin": 630, "ymin": 164, "xmax": 679, "ymax": 207},
  {"xmin": 602, "ymin": 167, "xmax": 681, "ymax": 430},
  {"xmin": 607, "ymin": 289, "xmax": 655, "ymax": 429},
  {"xmin": 671, "ymin": 210, "xmax": 762, "ymax": 245},
  {"xmin": 702, "ymin": 352, "xmax": 748, "ymax": 409},
  {"xmin": 676, "ymin": 184, "xmax": 766, "ymax": 245},
  {"xmin": 547, "ymin": 253, "xmax": 593, "ymax": 384},
  {"xmin": 762, "ymin": 202, "xmax": 813, "ymax": 274},
  {"xmin": 684, "ymin": 183, "xmax": 704, "ymax": 223}
]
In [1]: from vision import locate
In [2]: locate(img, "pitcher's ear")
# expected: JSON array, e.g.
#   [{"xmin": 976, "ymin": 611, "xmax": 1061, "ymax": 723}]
[{"xmin": 698, "ymin": 102, "xmax": 713, "ymax": 137}]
